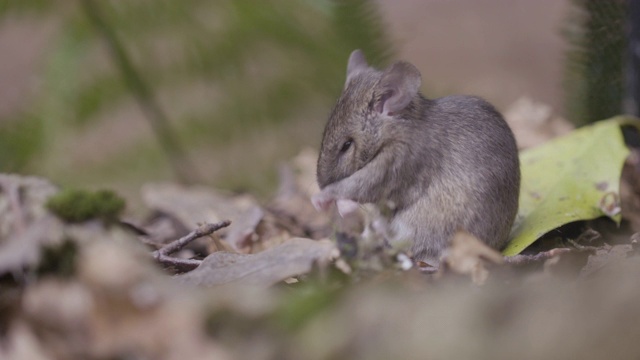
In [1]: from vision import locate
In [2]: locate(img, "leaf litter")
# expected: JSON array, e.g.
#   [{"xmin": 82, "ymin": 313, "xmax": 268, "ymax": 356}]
[{"xmin": 2, "ymin": 106, "xmax": 640, "ymax": 359}]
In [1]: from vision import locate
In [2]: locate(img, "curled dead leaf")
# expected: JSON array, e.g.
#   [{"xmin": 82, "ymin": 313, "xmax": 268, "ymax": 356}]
[{"xmin": 441, "ymin": 231, "xmax": 504, "ymax": 285}]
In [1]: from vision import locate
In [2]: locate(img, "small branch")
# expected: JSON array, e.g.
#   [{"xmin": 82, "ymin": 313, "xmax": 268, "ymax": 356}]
[
  {"xmin": 153, "ymin": 221, "xmax": 231, "ymax": 272},
  {"xmin": 157, "ymin": 258, "xmax": 202, "ymax": 273},
  {"xmin": 504, "ymin": 248, "xmax": 572, "ymax": 266},
  {"xmin": 155, "ymin": 221, "xmax": 231, "ymax": 257}
]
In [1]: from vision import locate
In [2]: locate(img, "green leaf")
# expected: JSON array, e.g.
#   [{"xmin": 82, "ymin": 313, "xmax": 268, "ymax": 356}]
[{"xmin": 503, "ymin": 116, "xmax": 636, "ymax": 256}]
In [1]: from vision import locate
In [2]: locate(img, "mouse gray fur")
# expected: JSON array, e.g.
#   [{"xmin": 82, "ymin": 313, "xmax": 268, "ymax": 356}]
[{"xmin": 312, "ymin": 50, "xmax": 520, "ymax": 263}]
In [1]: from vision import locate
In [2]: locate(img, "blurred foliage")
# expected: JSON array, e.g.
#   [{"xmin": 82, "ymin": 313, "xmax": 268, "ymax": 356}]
[
  {"xmin": 563, "ymin": 0, "xmax": 627, "ymax": 125},
  {"xmin": 0, "ymin": 0, "xmax": 53, "ymax": 15},
  {"xmin": 0, "ymin": 0, "xmax": 392, "ymax": 196},
  {"xmin": 0, "ymin": 113, "xmax": 44, "ymax": 172}
]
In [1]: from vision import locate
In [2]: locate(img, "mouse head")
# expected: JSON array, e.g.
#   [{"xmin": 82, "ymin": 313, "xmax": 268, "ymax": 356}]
[{"xmin": 316, "ymin": 50, "xmax": 422, "ymax": 189}]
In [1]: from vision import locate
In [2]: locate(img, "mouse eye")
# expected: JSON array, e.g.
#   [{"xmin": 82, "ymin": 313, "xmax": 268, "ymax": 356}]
[{"xmin": 340, "ymin": 139, "xmax": 353, "ymax": 153}]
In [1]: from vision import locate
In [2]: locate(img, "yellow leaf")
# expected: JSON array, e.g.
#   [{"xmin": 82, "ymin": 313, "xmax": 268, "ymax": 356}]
[{"xmin": 503, "ymin": 117, "xmax": 637, "ymax": 256}]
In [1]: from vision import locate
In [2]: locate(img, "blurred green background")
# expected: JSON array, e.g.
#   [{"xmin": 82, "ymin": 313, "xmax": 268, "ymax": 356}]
[{"xmin": 0, "ymin": 0, "xmax": 629, "ymax": 208}]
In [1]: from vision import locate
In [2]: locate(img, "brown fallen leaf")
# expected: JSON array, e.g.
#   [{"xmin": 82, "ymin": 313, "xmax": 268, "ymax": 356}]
[
  {"xmin": 579, "ymin": 243, "xmax": 634, "ymax": 278},
  {"xmin": 176, "ymin": 238, "xmax": 337, "ymax": 287},
  {"xmin": 224, "ymin": 205, "xmax": 264, "ymax": 250},
  {"xmin": 440, "ymin": 231, "xmax": 504, "ymax": 285}
]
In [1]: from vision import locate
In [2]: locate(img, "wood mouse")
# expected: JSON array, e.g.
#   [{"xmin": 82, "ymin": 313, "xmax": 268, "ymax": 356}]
[{"xmin": 312, "ymin": 50, "xmax": 520, "ymax": 264}]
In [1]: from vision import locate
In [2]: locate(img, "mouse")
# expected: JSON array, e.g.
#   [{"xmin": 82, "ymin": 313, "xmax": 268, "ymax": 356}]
[{"xmin": 312, "ymin": 49, "xmax": 520, "ymax": 264}]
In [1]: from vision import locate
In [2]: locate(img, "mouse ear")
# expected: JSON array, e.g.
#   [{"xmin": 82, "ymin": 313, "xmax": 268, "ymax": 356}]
[
  {"xmin": 375, "ymin": 61, "xmax": 422, "ymax": 116},
  {"xmin": 346, "ymin": 49, "xmax": 368, "ymax": 83}
]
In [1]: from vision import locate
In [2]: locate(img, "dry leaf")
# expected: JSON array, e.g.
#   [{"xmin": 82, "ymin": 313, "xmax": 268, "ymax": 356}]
[
  {"xmin": 268, "ymin": 149, "xmax": 331, "ymax": 240},
  {"xmin": 579, "ymin": 243, "xmax": 633, "ymax": 278},
  {"xmin": 0, "ymin": 175, "xmax": 64, "ymax": 274},
  {"xmin": 177, "ymin": 238, "xmax": 337, "ymax": 287},
  {"xmin": 442, "ymin": 231, "xmax": 504, "ymax": 285},
  {"xmin": 0, "ymin": 174, "xmax": 59, "ymax": 240},
  {"xmin": 224, "ymin": 205, "xmax": 264, "ymax": 250}
]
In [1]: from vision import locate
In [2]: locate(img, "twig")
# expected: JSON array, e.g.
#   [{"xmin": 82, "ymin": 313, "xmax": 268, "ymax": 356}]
[
  {"xmin": 155, "ymin": 221, "xmax": 231, "ymax": 257},
  {"xmin": 153, "ymin": 221, "xmax": 231, "ymax": 272},
  {"xmin": 79, "ymin": 0, "xmax": 199, "ymax": 185},
  {"xmin": 156, "ymin": 257, "xmax": 202, "ymax": 273},
  {"xmin": 504, "ymin": 248, "xmax": 572, "ymax": 266}
]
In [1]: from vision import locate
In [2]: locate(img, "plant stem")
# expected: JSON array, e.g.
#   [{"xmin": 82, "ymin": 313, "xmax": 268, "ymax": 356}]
[{"xmin": 80, "ymin": 0, "xmax": 199, "ymax": 184}]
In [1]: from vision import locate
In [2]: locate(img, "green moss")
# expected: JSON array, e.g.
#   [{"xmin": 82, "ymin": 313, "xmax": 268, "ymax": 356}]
[
  {"xmin": 46, "ymin": 188, "xmax": 125, "ymax": 223},
  {"xmin": 36, "ymin": 239, "xmax": 78, "ymax": 278}
]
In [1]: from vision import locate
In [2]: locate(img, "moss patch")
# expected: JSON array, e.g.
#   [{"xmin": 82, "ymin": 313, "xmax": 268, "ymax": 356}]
[{"xmin": 46, "ymin": 188, "xmax": 125, "ymax": 223}]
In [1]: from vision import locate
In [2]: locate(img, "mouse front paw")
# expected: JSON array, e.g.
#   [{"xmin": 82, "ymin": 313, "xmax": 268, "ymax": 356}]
[
  {"xmin": 336, "ymin": 199, "xmax": 359, "ymax": 217},
  {"xmin": 311, "ymin": 191, "xmax": 335, "ymax": 211}
]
